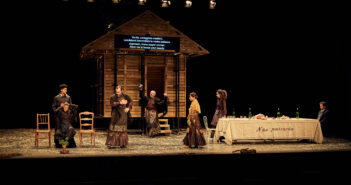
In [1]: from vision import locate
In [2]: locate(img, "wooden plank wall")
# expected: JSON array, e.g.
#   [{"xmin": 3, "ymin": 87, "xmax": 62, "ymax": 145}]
[
  {"xmin": 165, "ymin": 55, "xmax": 187, "ymax": 118},
  {"xmin": 103, "ymin": 54, "xmax": 186, "ymax": 118}
]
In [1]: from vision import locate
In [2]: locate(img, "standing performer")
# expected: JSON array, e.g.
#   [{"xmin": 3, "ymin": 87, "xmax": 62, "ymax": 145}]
[
  {"xmin": 318, "ymin": 101, "xmax": 330, "ymax": 136},
  {"xmin": 52, "ymin": 84, "xmax": 72, "ymax": 113},
  {"xmin": 106, "ymin": 86, "xmax": 133, "ymax": 148},
  {"xmin": 211, "ymin": 89, "xmax": 227, "ymax": 127},
  {"xmin": 183, "ymin": 92, "xmax": 206, "ymax": 148},
  {"xmin": 139, "ymin": 86, "xmax": 168, "ymax": 137}
]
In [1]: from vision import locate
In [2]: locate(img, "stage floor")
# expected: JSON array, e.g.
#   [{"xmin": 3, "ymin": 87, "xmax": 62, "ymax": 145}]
[{"xmin": 1, "ymin": 129, "xmax": 351, "ymax": 158}]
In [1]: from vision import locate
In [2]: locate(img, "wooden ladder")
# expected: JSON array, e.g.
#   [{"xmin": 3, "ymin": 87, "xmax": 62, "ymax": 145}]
[{"xmin": 159, "ymin": 119, "xmax": 172, "ymax": 136}]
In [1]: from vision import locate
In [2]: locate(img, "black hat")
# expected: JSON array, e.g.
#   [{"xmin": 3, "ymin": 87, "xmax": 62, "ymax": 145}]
[{"xmin": 59, "ymin": 84, "xmax": 68, "ymax": 89}]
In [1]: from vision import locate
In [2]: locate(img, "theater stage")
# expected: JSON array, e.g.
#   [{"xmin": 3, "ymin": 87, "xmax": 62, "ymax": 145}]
[
  {"xmin": 1, "ymin": 129, "xmax": 351, "ymax": 185},
  {"xmin": 0, "ymin": 129, "xmax": 350, "ymax": 158}
]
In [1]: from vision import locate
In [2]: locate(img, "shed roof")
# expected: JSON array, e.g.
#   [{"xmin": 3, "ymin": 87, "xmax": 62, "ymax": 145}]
[{"xmin": 81, "ymin": 10, "xmax": 209, "ymax": 57}]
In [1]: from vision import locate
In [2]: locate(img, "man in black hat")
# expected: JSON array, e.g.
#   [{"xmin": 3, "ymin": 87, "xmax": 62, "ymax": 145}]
[{"xmin": 52, "ymin": 84, "xmax": 72, "ymax": 111}]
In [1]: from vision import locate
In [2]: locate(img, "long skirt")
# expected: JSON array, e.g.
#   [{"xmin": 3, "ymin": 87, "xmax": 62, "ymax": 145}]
[
  {"xmin": 183, "ymin": 113, "xmax": 206, "ymax": 147},
  {"xmin": 211, "ymin": 109, "xmax": 225, "ymax": 127},
  {"xmin": 145, "ymin": 109, "xmax": 160, "ymax": 137},
  {"xmin": 106, "ymin": 107, "xmax": 128, "ymax": 147}
]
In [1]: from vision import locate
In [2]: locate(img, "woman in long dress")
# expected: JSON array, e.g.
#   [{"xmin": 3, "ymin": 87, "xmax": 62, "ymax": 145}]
[
  {"xmin": 106, "ymin": 86, "xmax": 133, "ymax": 148},
  {"xmin": 139, "ymin": 88, "xmax": 168, "ymax": 137},
  {"xmin": 183, "ymin": 92, "xmax": 206, "ymax": 148},
  {"xmin": 211, "ymin": 89, "xmax": 227, "ymax": 127}
]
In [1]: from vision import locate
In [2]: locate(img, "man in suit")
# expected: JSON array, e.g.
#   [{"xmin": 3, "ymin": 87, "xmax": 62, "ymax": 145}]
[
  {"xmin": 52, "ymin": 84, "xmax": 72, "ymax": 112},
  {"xmin": 318, "ymin": 101, "xmax": 329, "ymax": 136}
]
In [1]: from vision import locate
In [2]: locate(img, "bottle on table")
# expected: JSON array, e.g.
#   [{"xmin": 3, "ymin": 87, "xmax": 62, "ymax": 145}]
[
  {"xmin": 277, "ymin": 107, "xmax": 280, "ymax": 119},
  {"xmin": 296, "ymin": 107, "xmax": 299, "ymax": 119},
  {"xmin": 248, "ymin": 107, "xmax": 252, "ymax": 119},
  {"xmin": 232, "ymin": 108, "xmax": 236, "ymax": 118}
]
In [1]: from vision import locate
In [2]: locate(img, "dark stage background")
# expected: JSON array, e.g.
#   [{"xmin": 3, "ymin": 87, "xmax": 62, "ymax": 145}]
[{"xmin": 7, "ymin": 1, "xmax": 350, "ymax": 138}]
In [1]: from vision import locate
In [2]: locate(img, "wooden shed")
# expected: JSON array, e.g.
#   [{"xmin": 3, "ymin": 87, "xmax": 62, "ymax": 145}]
[{"xmin": 80, "ymin": 10, "xmax": 209, "ymax": 119}]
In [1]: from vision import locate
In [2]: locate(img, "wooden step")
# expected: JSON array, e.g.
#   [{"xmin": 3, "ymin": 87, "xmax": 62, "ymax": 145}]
[
  {"xmin": 160, "ymin": 130, "xmax": 171, "ymax": 132},
  {"xmin": 160, "ymin": 130, "xmax": 172, "ymax": 136}
]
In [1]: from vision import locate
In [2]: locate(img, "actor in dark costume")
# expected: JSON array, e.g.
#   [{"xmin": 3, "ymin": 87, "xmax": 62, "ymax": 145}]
[
  {"xmin": 54, "ymin": 102, "xmax": 78, "ymax": 148},
  {"xmin": 139, "ymin": 86, "xmax": 168, "ymax": 137},
  {"xmin": 183, "ymin": 92, "xmax": 206, "ymax": 148},
  {"xmin": 52, "ymin": 84, "xmax": 77, "ymax": 148},
  {"xmin": 318, "ymin": 101, "xmax": 330, "ymax": 136},
  {"xmin": 106, "ymin": 86, "xmax": 133, "ymax": 148},
  {"xmin": 211, "ymin": 89, "xmax": 227, "ymax": 127},
  {"xmin": 52, "ymin": 84, "xmax": 72, "ymax": 113}
]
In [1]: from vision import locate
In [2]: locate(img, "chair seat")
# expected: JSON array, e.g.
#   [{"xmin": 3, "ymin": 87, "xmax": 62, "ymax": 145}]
[
  {"xmin": 36, "ymin": 130, "xmax": 50, "ymax": 133},
  {"xmin": 80, "ymin": 130, "xmax": 94, "ymax": 133}
]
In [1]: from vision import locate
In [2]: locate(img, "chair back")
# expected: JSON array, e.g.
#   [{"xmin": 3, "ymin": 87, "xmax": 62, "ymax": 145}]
[
  {"xmin": 36, "ymin": 113, "xmax": 50, "ymax": 130},
  {"xmin": 79, "ymin": 112, "xmax": 94, "ymax": 130},
  {"xmin": 203, "ymin": 116, "xmax": 209, "ymax": 130}
]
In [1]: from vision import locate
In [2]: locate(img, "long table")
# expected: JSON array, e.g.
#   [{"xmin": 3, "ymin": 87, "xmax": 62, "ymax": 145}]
[{"xmin": 214, "ymin": 118, "xmax": 323, "ymax": 144}]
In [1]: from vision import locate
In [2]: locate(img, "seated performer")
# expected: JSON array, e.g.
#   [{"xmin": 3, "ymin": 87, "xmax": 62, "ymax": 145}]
[
  {"xmin": 183, "ymin": 92, "xmax": 206, "ymax": 148},
  {"xmin": 139, "ymin": 86, "xmax": 168, "ymax": 137},
  {"xmin": 54, "ymin": 102, "xmax": 78, "ymax": 148},
  {"xmin": 106, "ymin": 85, "xmax": 133, "ymax": 148}
]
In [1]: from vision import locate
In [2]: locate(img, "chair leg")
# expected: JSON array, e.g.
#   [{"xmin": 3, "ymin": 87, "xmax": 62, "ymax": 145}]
[
  {"xmin": 49, "ymin": 132, "xmax": 51, "ymax": 148},
  {"xmin": 35, "ymin": 132, "xmax": 38, "ymax": 147},
  {"xmin": 93, "ymin": 132, "xmax": 95, "ymax": 146},
  {"xmin": 207, "ymin": 131, "xmax": 211, "ymax": 144},
  {"xmin": 91, "ymin": 133, "xmax": 93, "ymax": 145},
  {"xmin": 79, "ymin": 132, "xmax": 82, "ymax": 147}
]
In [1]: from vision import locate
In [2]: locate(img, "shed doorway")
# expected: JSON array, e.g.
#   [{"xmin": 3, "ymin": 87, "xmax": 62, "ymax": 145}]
[{"xmin": 146, "ymin": 65, "xmax": 165, "ymax": 98}]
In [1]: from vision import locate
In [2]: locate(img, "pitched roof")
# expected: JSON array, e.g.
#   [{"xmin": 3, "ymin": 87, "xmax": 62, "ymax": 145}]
[{"xmin": 81, "ymin": 10, "xmax": 209, "ymax": 57}]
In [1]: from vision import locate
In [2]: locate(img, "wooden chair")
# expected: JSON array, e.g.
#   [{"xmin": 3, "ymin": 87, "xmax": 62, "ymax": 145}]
[
  {"xmin": 35, "ymin": 113, "xmax": 51, "ymax": 147},
  {"xmin": 159, "ymin": 118, "xmax": 172, "ymax": 136},
  {"xmin": 203, "ymin": 116, "xmax": 216, "ymax": 143},
  {"xmin": 79, "ymin": 112, "xmax": 95, "ymax": 147}
]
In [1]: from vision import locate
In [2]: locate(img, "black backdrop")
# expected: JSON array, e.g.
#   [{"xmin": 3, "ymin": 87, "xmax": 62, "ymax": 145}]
[{"xmin": 7, "ymin": 0, "xmax": 350, "ymax": 138}]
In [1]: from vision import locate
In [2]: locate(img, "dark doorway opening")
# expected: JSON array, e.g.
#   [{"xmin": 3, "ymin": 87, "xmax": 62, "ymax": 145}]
[{"xmin": 147, "ymin": 65, "xmax": 165, "ymax": 98}]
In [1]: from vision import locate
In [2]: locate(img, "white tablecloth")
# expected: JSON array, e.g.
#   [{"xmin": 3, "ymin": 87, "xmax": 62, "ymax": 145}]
[{"xmin": 214, "ymin": 118, "xmax": 323, "ymax": 144}]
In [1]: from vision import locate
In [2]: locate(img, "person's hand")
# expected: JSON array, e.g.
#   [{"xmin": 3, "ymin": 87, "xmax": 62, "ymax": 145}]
[
  {"xmin": 60, "ymin": 103, "xmax": 64, "ymax": 107},
  {"xmin": 125, "ymin": 108, "xmax": 130, "ymax": 113},
  {"xmin": 113, "ymin": 102, "xmax": 119, "ymax": 106},
  {"xmin": 120, "ymin": 99, "xmax": 128, "ymax": 105}
]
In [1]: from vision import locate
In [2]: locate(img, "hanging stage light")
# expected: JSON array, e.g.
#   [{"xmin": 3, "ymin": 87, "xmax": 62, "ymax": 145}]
[
  {"xmin": 161, "ymin": 0, "xmax": 171, "ymax": 8},
  {"xmin": 138, "ymin": 0, "xmax": 147, "ymax": 5},
  {"xmin": 185, "ymin": 0, "xmax": 192, "ymax": 8},
  {"xmin": 209, "ymin": 0, "xmax": 216, "ymax": 9},
  {"xmin": 87, "ymin": 0, "xmax": 94, "ymax": 3},
  {"xmin": 112, "ymin": 0, "xmax": 121, "ymax": 3}
]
